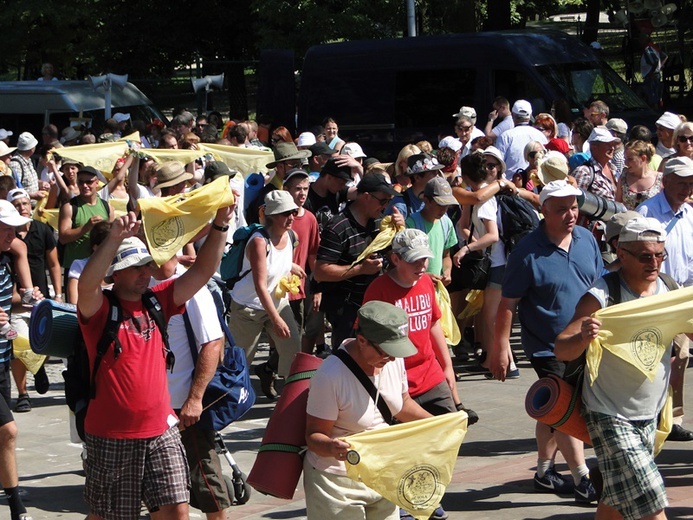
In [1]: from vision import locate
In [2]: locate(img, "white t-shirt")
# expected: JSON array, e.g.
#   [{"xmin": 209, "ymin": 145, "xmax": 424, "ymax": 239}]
[
  {"xmin": 491, "ymin": 115, "xmax": 514, "ymax": 138},
  {"xmin": 306, "ymin": 343, "xmax": 408, "ymax": 475},
  {"xmin": 583, "ymin": 276, "xmax": 673, "ymax": 421},
  {"xmin": 495, "ymin": 124, "xmax": 548, "ymax": 178},
  {"xmin": 230, "ymin": 230, "xmax": 293, "ymax": 310},
  {"xmin": 472, "ymin": 194, "xmax": 506, "ymax": 268},
  {"xmin": 150, "ymin": 265, "xmax": 223, "ymax": 409}
]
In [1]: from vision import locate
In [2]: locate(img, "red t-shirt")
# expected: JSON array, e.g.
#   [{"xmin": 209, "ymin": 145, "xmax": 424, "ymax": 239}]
[
  {"xmin": 78, "ymin": 279, "xmax": 184, "ymax": 439},
  {"xmin": 290, "ymin": 209, "xmax": 320, "ymax": 300},
  {"xmin": 363, "ymin": 274, "xmax": 443, "ymax": 397}
]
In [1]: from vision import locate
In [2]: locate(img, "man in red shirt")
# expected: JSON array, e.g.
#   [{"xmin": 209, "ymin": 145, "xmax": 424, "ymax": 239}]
[{"xmin": 77, "ymin": 204, "xmax": 233, "ymax": 520}]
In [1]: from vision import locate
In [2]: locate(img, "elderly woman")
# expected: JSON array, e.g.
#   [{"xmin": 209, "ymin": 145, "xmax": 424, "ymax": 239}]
[
  {"xmin": 304, "ymin": 300, "xmax": 431, "ymax": 520},
  {"xmin": 659, "ymin": 122, "xmax": 693, "ymax": 171},
  {"xmin": 228, "ymin": 190, "xmax": 303, "ymax": 386}
]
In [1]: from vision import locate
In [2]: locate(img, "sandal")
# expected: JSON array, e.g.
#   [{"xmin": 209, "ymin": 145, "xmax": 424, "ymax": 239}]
[{"xmin": 14, "ymin": 394, "xmax": 31, "ymax": 413}]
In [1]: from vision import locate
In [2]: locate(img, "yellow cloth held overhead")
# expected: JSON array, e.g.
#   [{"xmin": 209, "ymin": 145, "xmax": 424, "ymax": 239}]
[
  {"xmin": 142, "ymin": 148, "xmax": 207, "ymax": 166},
  {"xmin": 52, "ymin": 141, "xmax": 128, "ymax": 177},
  {"xmin": 138, "ymin": 177, "xmax": 235, "ymax": 266},
  {"xmin": 436, "ymin": 281, "xmax": 461, "ymax": 346},
  {"xmin": 274, "ymin": 274, "xmax": 301, "ymax": 299},
  {"xmin": 199, "ymin": 143, "xmax": 273, "ymax": 177},
  {"xmin": 350, "ymin": 216, "xmax": 405, "ymax": 267},
  {"xmin": 586, "ymin": 286, "xmax": 693, "ymax": 385},
  {"xmin": 344, "ymin": 411, "xmax": 468, "ymax": 520}
]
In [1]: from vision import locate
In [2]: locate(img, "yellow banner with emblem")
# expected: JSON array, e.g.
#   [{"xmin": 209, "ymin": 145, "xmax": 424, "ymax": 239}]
[
  {"xmin": 344, "ymin": 412, "xmax": 467, "ymax": 520},
  {"xmin": 199, "ymin": 143, "xmax": 273, "ymax": 177},
  {"xmin": 137, "ymin": 177, "xmax": 234, "ymax": 266},
  {"xmin": 587, "ymin": 286, "xmax": 693, "ymax": 384}
]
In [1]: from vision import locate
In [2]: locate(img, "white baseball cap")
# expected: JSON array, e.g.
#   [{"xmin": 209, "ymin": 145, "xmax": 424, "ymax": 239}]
[
  {"xmin": 296, "ymin": 132, "xmax": 316, "ymax": 147},
  {"xmin": 438, "ymin": 136, "xmax": 462, "ymax": 153},
  {"xmin": 539, "ymin": 180, "xmax": 582, "ymax": 205},
  {"xmin": 662, "ymin": 156, "xmax": 693, "ymax": 177},
  {"xmin": 656, "ymin": 111, "xmax": 682, "ymax": 130},
  {"xmin": 588, "ymin": 127, "xmax": 621, "ymax": 144},
  {"xmin": 619, "ymin": 217, "xmax": 667, "ymax": 243},
  {"xmin": 341, "ymin": 142, "xmax": 367, "ymax": 159},
  {"xmin": 0, "ymin": 200, "xmax": 31, "ymax": 227},
  {"xmin": 452, "ymin": 106, "xmax": 477, "ymax": 123},
  {"xmin": 512, "ymin": 100, "xmax": 532, "ymax": 118}
]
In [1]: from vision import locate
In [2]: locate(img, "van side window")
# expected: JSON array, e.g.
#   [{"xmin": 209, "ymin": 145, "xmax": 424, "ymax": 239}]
[
  {"xmin": 394, "ymin": 69, "xmax": 476, "ymax": 131},
  {"xmin": 493, "ymin": 69, "xmax": 547, "ymax": 114}
]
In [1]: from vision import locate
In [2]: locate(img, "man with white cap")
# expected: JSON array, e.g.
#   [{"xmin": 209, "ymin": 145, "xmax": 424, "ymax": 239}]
[
  {"xmin": 556, "ymin": 216, "xmax": 679, "ymax": 520},
  {"xmin": 490, "ymin": 180, "xmax": 603, "ymax": 504},
  {"xmin": 0, "ymin": 200, "xmax": 35, "ymax": 520},
  {"xmin": 77, "ymin": 199, "xmax": 235, "ymax": 520},
  {"xmin": 636, "ymin": 156, "xmax": 693, "ymax": 441},
  {"xmin": 495, "ymin": 100, "xmax": 548, "ymax": 179},
  {"xmin": 654, "ymin": 112, "xmax": 682, "ymax": 158},
  {"xmin": 452, "ymin": 106, "xmax": 485, "ymax": 143},
  {"xmin": 9, "ymin": 132, "xmax": 46, "ymax": 202},
  {"xmin": 572, "ymin": 127, "xmax": 620, "ymax": 203}
]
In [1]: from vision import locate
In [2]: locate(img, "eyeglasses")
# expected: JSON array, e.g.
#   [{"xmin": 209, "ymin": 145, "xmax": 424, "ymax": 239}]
[
  {"xmin": 484, "ymin": 162, "xmax": 500, "ymax": 170},
  {"xmin": 371, "ymin": 194, "xmax": 391, "ymax": 207},
  {"xmin": 456, "ymin": 125, "xmax": 473, "ymax": 131},
  {"xmin": 281, "ymin": 160, "xmax": 303, "ymax": 169},
  {"xmin": 279, "ymin": 209, "xmax": 299, "ymax": 217},
  {"xmin": 621, "ymin": 248, "xmax": 668, "ymax": 264},
  {"xmin": 368, "ymin": 341, "xmax": 389, "ymax": 358},
  {"xmin": 677, "ymin": 135, "xmax": 693, "ymax": 144}
]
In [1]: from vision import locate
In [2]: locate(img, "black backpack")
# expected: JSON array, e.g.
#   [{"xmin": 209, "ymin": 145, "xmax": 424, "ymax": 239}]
[
  {"xmin": 497, "ymin": 193, "xmax": 540, "ymax": 255},
  {"xmin": 63, "ymin": 289, "xmax": 172, "ymax": 441}
]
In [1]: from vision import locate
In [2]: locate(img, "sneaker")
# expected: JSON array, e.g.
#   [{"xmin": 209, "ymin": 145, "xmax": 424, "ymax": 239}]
[
  {"xmin": 21, "ymin": 289, "xmax": 41, "ymax": 309},
  {"xmin": 574, "ymin": 475, "xmax": 598, "ymax": 504},
  {"xmin": 506, "ymin": 368, "xmax": 520, "ymax": 379},
  {"xmin": 0, "ymin": 323, "xmax": 18, "ymax": 341},
  {"xmin": 254, "ymin": 363, "xmax": 278, "ymax": 400},
  {"xmin": 429, "ymin": 505, "xmax": 448, "ymax": 520},
  {"xmin": 534, "ymin": 467, "xmax": 573, "ymax": 495},
  {"xmin": 14, "ymin": 394, "xmax": 31, "ymax": 413},
  {"xmin": 34, "ymin": 365, "xmax": 50, "ymax": 395}
]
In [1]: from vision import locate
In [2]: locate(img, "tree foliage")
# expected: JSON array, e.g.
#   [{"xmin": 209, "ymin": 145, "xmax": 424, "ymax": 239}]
[{"xmin": 0, "ymin": 0, "xmax": 579, "ymax": 79}]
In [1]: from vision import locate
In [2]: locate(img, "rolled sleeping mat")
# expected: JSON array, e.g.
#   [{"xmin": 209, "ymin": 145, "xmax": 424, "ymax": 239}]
[
  {"xmin": 29, "ymin": 299, "xmax": 80, "ymax": 358},
  {"xmin": 525, "ymin": 374, "xmax": 592, "ymax": 446},
  {"xmin": 244, "ymin": 173, "xmax": 265, "ymax": 210},
  {"xmin": 247, "ymin": 352, "xmax": 323, "ymax": 499}
]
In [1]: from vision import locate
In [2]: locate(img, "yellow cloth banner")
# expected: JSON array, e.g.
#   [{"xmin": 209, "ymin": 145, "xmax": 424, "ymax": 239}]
[
  {"xmin": 199, "ymin": 143, "xmax": 273, "ymax": 177},
  {"xmin": 13, "ymin": 334, "xmax": 46, "ymax": 375},
  {"xmin": 654, "ymin": 387, "xmax": 673, "ymax": 456},
  {"xmin": 274, "ymin": 274, "xmax": 301, "ymax": 299},
  {"xmin": 52, "ymin": 141, "xmax": 128, "ymax": 176},
  {"xmin": 141, "ymin": 148, "xmax": 207, "ymax": 166},
  {"xmin": 138, "ymin": 177, "xmax": 235, "ymax": 266},
  {"xmin": 458, "ymin": 289, "xmax": 484, "ymax": 320},
  {"xmin": 587, "ymin": 286, "xmax": 693, "ymax": 384},
  {"xmin": 350, "ymin": 216, "xmax": 405, "ymax": 267},
  {"xmin": 33, "ymin": 197, "xmax": 59, "ymax": 230},
  {"xmin": 108, "ymin": 197, "xmax": 129, "ymax": 219},
  {"xmin": 436, "ymin": 281, "xmax": 461, "ymax": 346},
  {"xmin": 344, "ymin": 412, "xmax": 468, "ymax": 520}
]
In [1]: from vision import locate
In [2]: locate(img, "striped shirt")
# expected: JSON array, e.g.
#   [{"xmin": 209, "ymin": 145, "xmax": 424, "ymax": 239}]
[
  {"xmin": 0, "ymin": 256, "xmax": 13, "ymax": 364},
  {"xmin": 317, "ymin": 206, "xmax": 381, "ymax": 306}
]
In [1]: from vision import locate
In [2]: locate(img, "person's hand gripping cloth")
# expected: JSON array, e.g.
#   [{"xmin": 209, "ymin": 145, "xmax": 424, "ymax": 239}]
[{"xmin": 350, "ymin": 215, "xmax": 405, "ymax": 267}]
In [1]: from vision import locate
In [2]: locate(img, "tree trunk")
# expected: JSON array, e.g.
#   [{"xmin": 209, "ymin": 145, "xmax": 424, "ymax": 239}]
[{"xmin": 485, "ymin": 0, "xmax": 512, "ymax": 31}]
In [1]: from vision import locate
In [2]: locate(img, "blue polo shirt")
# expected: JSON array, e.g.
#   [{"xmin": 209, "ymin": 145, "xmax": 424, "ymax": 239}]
[{"xmin": 502, "ymin": 222, "xmax": 604, "ymax": 358}]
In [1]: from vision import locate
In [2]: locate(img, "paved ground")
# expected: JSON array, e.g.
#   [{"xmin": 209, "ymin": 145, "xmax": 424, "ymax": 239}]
[{"xmin": 7, "ymin": 342, "xmax": 693, "ymax": 520}]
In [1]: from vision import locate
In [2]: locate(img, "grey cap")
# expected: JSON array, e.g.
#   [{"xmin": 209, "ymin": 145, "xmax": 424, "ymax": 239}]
[
  {"xmin": 662, "ymin": 156, "xmax": 693, "ymax": 177},
  {"xmin": 619, "ymin": 217, "xmax": 667, "ymax": 243},
  {"xmin": 357, "ymin": 301, "xmax": 417, "ymax": 358},
  {"xmin": 392, "ymin": 229, "xmax": 434, "ymax": 263}
]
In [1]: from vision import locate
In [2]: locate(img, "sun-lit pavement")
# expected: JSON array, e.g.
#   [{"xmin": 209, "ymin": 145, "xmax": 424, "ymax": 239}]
[{"xmin": 9, "ymin": 342, "xmax": 693, "ymax": 520}]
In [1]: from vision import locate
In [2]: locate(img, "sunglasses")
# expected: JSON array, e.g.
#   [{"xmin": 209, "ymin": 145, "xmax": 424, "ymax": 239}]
[
  {"xmin": 456, "ymin": 125, "xmax": 473, "ymax": 131},
  {"xmin": 677, "ymin": 135, "xmax": 693, "ymax": 144},
  {"xmin": 621, "ymin": 248, "xmax": 667, "ymax": 264},
  {"xmin": 371, "ymin": 194, "xmax": 391, "ymax": 207},
  {"xmin": 484, "ymin": 162, "xmax": 500, "ymax": 170},
  {"xmin": 77, "ymin": 178, "xmax": 97, "ymax": 185},
  {"xmin": 279, "ymin": 209, "xmax": 299, "ymax": 217},
  {"xmin": 528, "ymin": 151, "xmax": 542, "ymax": 159}
]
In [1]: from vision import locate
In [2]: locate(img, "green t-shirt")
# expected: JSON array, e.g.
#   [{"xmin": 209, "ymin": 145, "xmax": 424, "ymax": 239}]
[
  {"xmin": 63, "ymin": 197, "xmax": 110, "ymax": 269},
  {"xmin": 405, "ymin": 212, "xmax": 458, "ymax": 276}
]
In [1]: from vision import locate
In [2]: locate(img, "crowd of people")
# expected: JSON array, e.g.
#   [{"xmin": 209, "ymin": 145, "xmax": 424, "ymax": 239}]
[{"xmin": 0, "ymin": 95, "xmax": 691, "ymax": 520}]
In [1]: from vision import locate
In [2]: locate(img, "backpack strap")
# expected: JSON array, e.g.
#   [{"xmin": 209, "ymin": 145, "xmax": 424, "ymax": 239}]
[
  {"xmin": 90, "ymin": 290, "xmax": 124, "ymax": 399},
  {"xmin": 409, "ymin": 211, "xmax": 425, "ymax": 232},
  {"xmin": 334, "ymin": 348, "xmax": 393, "ymax": 424},
  {"xmin": 142, "ymin": 289, "xmax": 175, "ymax": 372},
  {"xmin": 237, "ymin": 227, "xmax": 272, "ymax": 285},
  {"xmin": 658, "ymin": 272, "xmax": 678, "ymax": 292},
  {"xmin": 603, "ymin": 271, "xmax": 622, "ymax": 307}
]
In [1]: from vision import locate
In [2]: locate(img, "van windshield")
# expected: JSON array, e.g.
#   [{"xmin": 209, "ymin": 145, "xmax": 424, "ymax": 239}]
[{"xmin": 538, "ymin": 63, "xmax": 649, "ymax": 113}]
